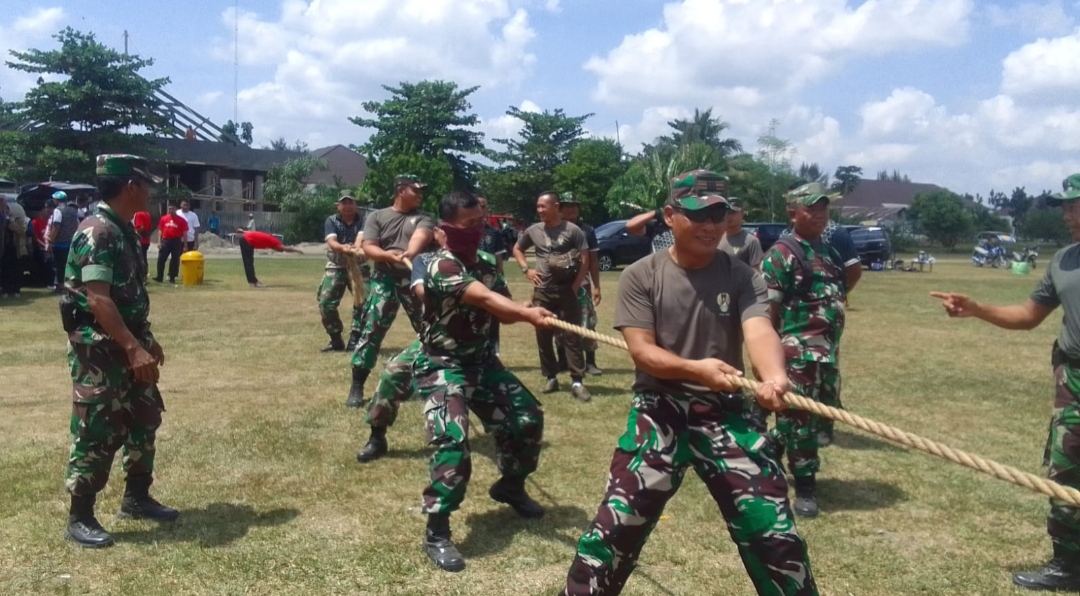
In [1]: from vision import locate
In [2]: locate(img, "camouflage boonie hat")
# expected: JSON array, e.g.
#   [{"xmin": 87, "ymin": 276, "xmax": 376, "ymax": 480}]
[
  {"xmin": 559, "ymin": 191, "xmax": 578, "ymax": 205},
  {"xmin": 337, "ymin": 189, "xmax": 357, "ymax": 203},
  {"xmin": 668, "ymin": 170, "xmax": 728, "ymax": 210},
  {"xmin": 95, "ymin": 154, "xmax": 163, "ymax": 184},
  {"xmin": 1047, "ymin": 174, "xmax": 1080, "ymax": 206},
  {"xmin": 395, "ymin": 174, "xmax": 427, "ymax": 189},
  {"xmin": 786, "ymin": 182, "xmax": 830, "ymax": 207}
]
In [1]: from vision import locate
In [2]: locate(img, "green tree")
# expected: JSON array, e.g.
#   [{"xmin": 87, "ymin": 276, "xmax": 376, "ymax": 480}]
[
  {"xmin": 4, "ymin": 27, "xmax": 170, "ymax": 181},
  {"xmin": 265, "ymin": 137, "xmax": 309, "ymax": 153},
  {"xmin": 604, "ymin": 142, "xmax": 724, "ymax": 217},
  {"xmin": 359, "ymin": 151, "xmax": 454, "ymax": 214},
  {"xmin": 480, "ymin": 106, "xmax": 592, "ymax": 219},
  {"xmin": 263, "ymin": 155, "xmax": 337, "ymax": 243},
  {"xmin": 831, "ymin": 165, "xmax": 863, "ymax": 195},
  {"xmin": 221, "ymin": 120, "xmax": 254, "ymax": 145},
  {"xmin": 659, "ymin": 108, "xmax": 742, "ymax": 158},
  {"xmin": 909, "ymin": 189, "xmax": 973, "ymax": 249},
  {"xmin": 552, "ymin": 138, "xmax": 625, "ymax": 223},
  {"xmin": 1020, "ymin": 207, "xmax": 1070, "ymax": 246},
  {"xmin": 798, "ymin": 162, "xmax": 829, "ymax": 186},
  {"xmin": 350, "ymin": 80, "xmax": 485, "ymax": 191}
]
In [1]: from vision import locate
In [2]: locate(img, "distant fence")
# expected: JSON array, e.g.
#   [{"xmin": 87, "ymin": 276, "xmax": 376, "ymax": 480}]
[{"xmin": 193, "ymin": 210, "xmax": 295, "ymax": 236}]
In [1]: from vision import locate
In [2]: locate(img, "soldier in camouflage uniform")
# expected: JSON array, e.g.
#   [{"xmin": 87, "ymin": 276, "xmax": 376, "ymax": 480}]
[
  {"xmin": 562, "ymin": 171, "xmax": 817, "ymax": 596},
  {"xmin": 761, "ymin": 183, "xmax": 847, "ymax": 519},
  {"xmin": 416, "ymin": 191, "xmax": 555, "ymax": 573},
  {"xmin": 932, "ymin": 174, "xmax": 1080, "ymax": 592},
  {"xmin": 556, "ymin": 192, "xmax": 603, "ymax": 376},
  {"xmin": 345, "ymin": 175, "xmax": 435, "ymax": 408},
  {"xmin": 61, "ymin": 155, "xmax": 179, "ymax": 549},
  {"xmin": 356, "ymin": 237, "xmax": 511, "ymax": 463},
  {"xmin": 316, "ymin": 191, "xmax": 368, "ymax": 353}
]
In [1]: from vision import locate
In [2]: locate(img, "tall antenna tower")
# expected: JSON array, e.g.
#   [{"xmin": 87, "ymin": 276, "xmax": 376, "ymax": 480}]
[{"xmin": 234, "ymin": 0, "xmax": 239, "ymax": 122}]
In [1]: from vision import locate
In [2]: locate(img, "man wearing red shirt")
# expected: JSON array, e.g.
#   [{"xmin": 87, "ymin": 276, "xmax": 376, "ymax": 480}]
[
  {"xmin": 235, "ymin": 229, "xmax": 303, "ymax": 287},
  {"xmin": 154, "ymin": 204, "xmax": 188, "ymax": 283},
  {"xmin": 132, "ymin": 210, "xmax": 152, "ymax": 274}
]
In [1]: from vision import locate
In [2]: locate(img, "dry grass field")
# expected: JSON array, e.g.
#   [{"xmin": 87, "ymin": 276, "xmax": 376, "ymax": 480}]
[{"xmin": 0, "ymin": 253, "xmax": 1065, "ymax": 595}]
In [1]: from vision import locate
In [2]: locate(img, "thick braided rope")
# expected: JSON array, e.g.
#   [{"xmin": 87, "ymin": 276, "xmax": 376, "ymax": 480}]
[
  {"xmin": 543, "ymin": 317, "xmax": 1080, "ymax": 507},
  {"xmin": 345, "ymin": 253, "xmax": 366, "ymax": 307}
]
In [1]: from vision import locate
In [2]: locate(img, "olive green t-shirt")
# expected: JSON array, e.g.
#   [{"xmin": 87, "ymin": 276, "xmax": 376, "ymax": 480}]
[
  {"xmin": 362, "ymin": 207, "xmax": 435, "ymax": 275},
  {"xmin": 514, "ymin": 221, "xmax": 588, "ymax": 289},
  {"xmin": 614, "ymin": 249, "xmax": 770, "ymax": 397},
  {"xmin": 718, "ymin": 229, "xmax": 764, "ymax": 269},
  {"xmin": 1031, "ymin": 244, "xmax": 1080, "ymax": 358}
]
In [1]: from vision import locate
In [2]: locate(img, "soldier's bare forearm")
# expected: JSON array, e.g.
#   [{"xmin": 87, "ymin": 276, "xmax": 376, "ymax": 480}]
[
  {"xmin": 362, "ymin": 241, "xmax": 398, "ymax": 263},
  {"xmin": 621, "ymin": 328, "xmax": 712, "ymax": 385},
  {"xmin": 405, "ymin": 228, "xmax": 433, "ymax": 258},
  {"xmin": 512, "ymin": 246, "xmax": 528, "ymax": 270},
  {"xmin": 743, "ymin": 317, "xmax": 787, "ymax": 384},
  {"xmin": 973, "ymin": 301, "xmax": 1052, "ymax": 331},
  {"xmin": 463, "ymin": 282, "xmax": 531, "ymax": 324}
]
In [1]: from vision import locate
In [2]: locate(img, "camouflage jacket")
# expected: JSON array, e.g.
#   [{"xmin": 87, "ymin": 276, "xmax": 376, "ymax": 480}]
[
  {"xmin": 420, "ymin": 249, "xmax": 503, "ymax": 365},
  {"xmin": 761, "ymin": 233, "xmax": 846, "ymax": 363},
  {"xmin": 61, "ymin": 203, "xmax": 153, "ymax": 345}
]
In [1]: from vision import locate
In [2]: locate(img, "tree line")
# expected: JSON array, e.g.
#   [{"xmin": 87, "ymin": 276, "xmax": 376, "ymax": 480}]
[{"xmin": 0, "ymin": 27, "xmax": 1063, "ymax": 246}]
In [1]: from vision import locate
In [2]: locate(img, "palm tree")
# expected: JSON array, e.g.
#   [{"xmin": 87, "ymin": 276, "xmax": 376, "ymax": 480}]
[{"xmin": 663, "ymin": 108, "xmax": 744, "ymax": 159}]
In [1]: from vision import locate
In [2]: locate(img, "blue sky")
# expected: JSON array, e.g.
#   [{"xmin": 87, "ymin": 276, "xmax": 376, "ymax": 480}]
[{"xmin": 3, "ymin": 0, "xmax": 1079, "ymax": 196}]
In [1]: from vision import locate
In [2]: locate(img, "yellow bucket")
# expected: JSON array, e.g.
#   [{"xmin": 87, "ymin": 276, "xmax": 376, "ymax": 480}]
[{"xmin": 180, "ymin": 250, "xmax": 204, "ymax": 286}]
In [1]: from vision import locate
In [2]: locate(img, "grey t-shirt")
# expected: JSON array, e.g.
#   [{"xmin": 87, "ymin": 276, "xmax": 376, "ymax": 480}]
[
  {"xmin": 719, "ymin": 229, "xmax": 764, "ymax": 269},
  {"xmin": 515, "ymin": 221, "xmax": 588, "ymax": 289},
  {"xmin": 362, "ymin": 207, "xmax": 435, "ymax": 275},
  {"xmin": 1031, "ymin": 244, "xmax": 1080, "ymax": 358},
  {"xmin": 615, "ymin": 249, "xmax": 770, "ymax": 398}
]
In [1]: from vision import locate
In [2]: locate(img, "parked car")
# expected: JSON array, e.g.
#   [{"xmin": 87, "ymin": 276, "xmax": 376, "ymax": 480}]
[
  {"xmin": 595, "ymin": 219, "xmax": 651, "ymax": 271},
  {"xmin": 744, "ymin": 223, "xmax": 788, "ymax": 252},
  {"xmin": 844, "ymin": 225, "xmax": 893, "ymax": 266}
]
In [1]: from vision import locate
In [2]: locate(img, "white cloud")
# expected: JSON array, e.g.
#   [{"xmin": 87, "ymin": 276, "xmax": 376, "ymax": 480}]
[
  {"xmin": 986, "ymin": 1, "xmax": 1075, "ymax": 36},
  {"xmin": 478, "ymin": 99, "xmax": 544, "ymax": 141},
  {"xmin": 1, "ymin": 7, "xmax": 65, "ymax": 97},
  {"xmin": 14, "ymin": 7, "xmax": 64, "ymax": 35},
  {"xmin": 212, "ymin": 0, "xmax": 538, "ymax": 147},
  {"xmin": 585, "ymin": 0, "xmax": 973, "ymax": 106},
  {"xmin": 1001, "ymin": 29, "xmax": 1080, "ymax": 98},
  {"xmin": 196, "ymin": 91, "xmax": 223, "ymax": 106}
]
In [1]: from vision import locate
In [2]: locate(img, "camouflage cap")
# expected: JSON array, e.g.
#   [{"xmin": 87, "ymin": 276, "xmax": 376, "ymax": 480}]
[
  {"xmin": 337, "ymin": 189, "xmax": 357, "ymax": 203},
  {"xmin": 669, "ymin": 169, "xmax": 727, "ymax": 204},
  {"xmin": 673, "ymin": 194, "xmax": 730, "ymax": 211},
  {"xmin": 395, "ymin": 174, "xmax": 427, "ymax": 189},
  {"xmin": 1048, "ymin": 174, "xmax": 1080, "ymax": 206},
  {"xmin": 559, "ymin": 191, "xmax": 578, "ymax": 205},
  {"xmin": 727, "ymin": 196, "xmax": 743, "ymax": 212},
  {"xmin": 95, "ymin": 154, "xmax": 163, "ymax": 184},
  {"xmin": 786, "ymin": 182, "xmax": 830, "ymax": 207}
]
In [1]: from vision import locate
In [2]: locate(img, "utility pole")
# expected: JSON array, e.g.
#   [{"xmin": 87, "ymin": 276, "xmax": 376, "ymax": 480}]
[
  {"xmin": 615, "ymin": 120, "xmax": 621, "ymax": 147},
  {"xmin": 123, "ymin": 30, "xmax": 128, "ymax": 55},
  {"xmin": 234, "ymin": 0, "xmax": 239, "ymax": 123}
]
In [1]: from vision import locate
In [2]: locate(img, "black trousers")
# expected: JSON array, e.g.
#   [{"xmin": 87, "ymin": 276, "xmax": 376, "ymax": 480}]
[
  {"xmin": 52, "ymin": 246, "xmax": 69, "ymax": 289},
  {"xmin": 156, "ymin": 238, "xmax": 183, "ymax": 281},
  {"xmin": 239, "ymin": 237, "xmax": 258, "ymax": 284},
  {"xmin": 0, "ymin": 241, "xmax": 20, "ymax": 294},
  {"xmin": 532, "ymin": 284, "xmax": 585, "ymax": 381},
  {"xmin": 140, "ymin": 244, "xmax": 149, "ymax": 275}
]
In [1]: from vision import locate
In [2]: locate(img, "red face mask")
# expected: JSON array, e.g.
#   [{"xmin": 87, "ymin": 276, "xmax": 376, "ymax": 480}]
[{"xmin": 440, "ymin": 223, "xmax": 483, "ymax": 263}]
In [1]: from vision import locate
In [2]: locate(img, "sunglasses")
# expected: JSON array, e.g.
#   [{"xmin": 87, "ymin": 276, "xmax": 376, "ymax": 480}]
[{"xmin": 673, "ymin": 205, "xmax": 729, "ymax": 223}]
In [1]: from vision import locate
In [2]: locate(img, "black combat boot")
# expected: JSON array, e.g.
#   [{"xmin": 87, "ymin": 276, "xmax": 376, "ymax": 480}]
[
  {"xmin": 345, "ymin": 367, "xmax": 369, "ymax": 408},
  {"xmin": 321, "ymin": 333, "xmax": 345, "ymax": 353},
  {"xmin": 345, "ymin": 331, "xmax": 360, "ymax": 352},
  {"xmin": 356, "ymin": 426, "xmax": 388, "ymax": 463},
  {"xmin": 489, "ymin": 476, "xmax": 545, "ymax": 519},
  {"xmin": 1013, "ymin": 544, "xmax": 1080, "ymax": 591},
  {"xmin": 424, "ymin": 513, "xmax": 466, "ymax": 572},
  {"xmin": 66, "ymin": 493, "xmax": 114, "ymax": 548},
  {"xmin": 118, "ymin": 474, "xmax": 179, "ymax": 521},
  {"xmin": 792, "ymin": 475, "xmax": 819, "ymax": 518}
]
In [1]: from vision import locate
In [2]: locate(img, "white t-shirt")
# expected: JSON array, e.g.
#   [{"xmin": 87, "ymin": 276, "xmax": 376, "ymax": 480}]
[
  {"xmin": 49, "ymin": 209, "xmax": 64, "ymax": 226},
  {"xmin": 180, "ymin": 210, "xmax": 200, "ymax": 241}
]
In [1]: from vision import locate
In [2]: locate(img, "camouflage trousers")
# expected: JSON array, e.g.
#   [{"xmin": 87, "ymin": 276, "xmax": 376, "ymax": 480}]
[
  {"xmin": 351, "ymin": 270, "xmax": 424, "ymax": 371},
  {"xmin": 316, "ymin": 266, "xmax": 369, "ymax": 337},
  {"xmin": 416, "ymin": 352, "xmax": 544, "ymax": 515},
  {"xmin": 773, "ymin": 361, "xmax": 840, "ymax": 479},
  {"xmin": 564, "ymin": 392, "xmax": 816, "ymax": 596},
  {"xmin": 365, "ymin": 339, "xmax": 422, "ymax": 428},
  {"xmin": 1046, "ymin": 364, "xmax": 1080, "ymax": 553},
  {"xmin": 65, "ymin": 342, "xmax": 165, "ymax": 496},
  {"xmin": 555, "ymin": 284, "xmax": 598, "ymax": 353}
]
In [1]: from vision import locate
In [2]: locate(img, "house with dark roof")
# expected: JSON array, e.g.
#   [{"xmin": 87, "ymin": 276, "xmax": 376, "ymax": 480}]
[
  {"xmin": 306, "ymin": 145, "xmax": 369, "ymax": 188},
  {"xmin": 834, "ymin": 179, "xmax": 944, "ymax": 224}
]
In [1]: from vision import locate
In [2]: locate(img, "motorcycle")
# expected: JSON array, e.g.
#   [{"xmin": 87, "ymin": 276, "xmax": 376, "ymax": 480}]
[
  {"xmin": 973, "ymin": 242, "xmax": 1011, "ymax": 268},
  {"xmin": 1013, "ymin": 245, "xmax": 1039, "ymax": 269}
]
